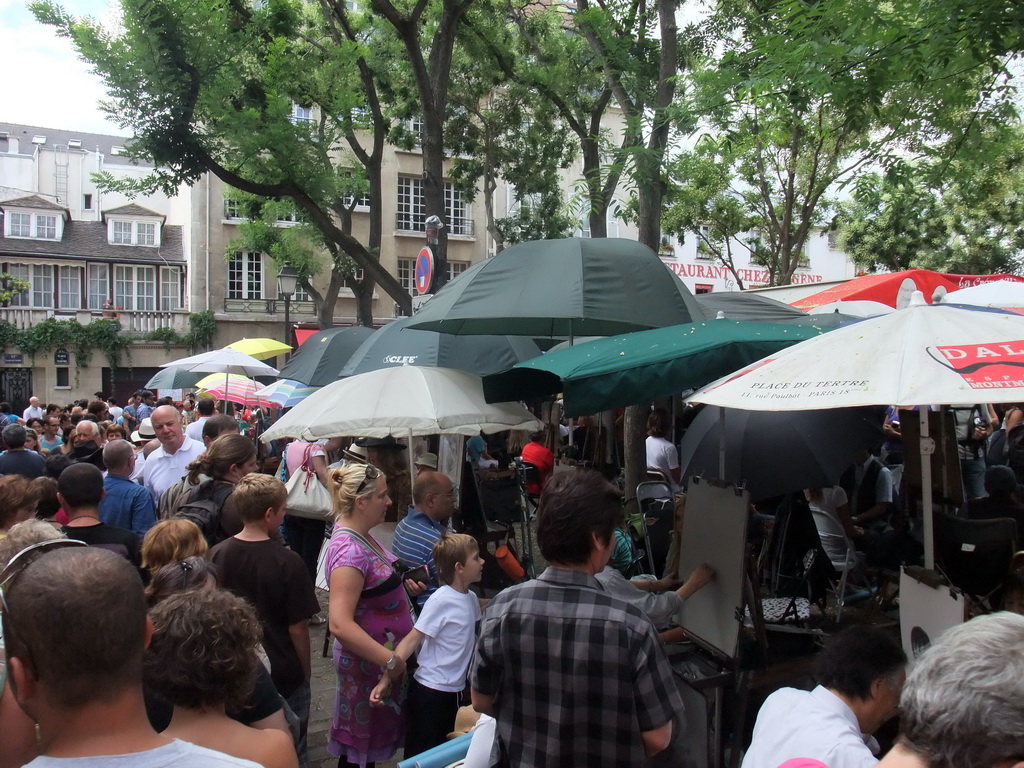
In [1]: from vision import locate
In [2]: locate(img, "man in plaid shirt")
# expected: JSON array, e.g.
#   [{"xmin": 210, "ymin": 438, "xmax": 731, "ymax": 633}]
[{"xmin": 471, "ymin": 469, "xmax": 688, "ymax": 766}]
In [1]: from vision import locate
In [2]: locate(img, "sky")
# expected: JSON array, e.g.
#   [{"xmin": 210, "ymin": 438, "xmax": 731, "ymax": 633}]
[{"xmin": 1, "ymin": 0, "xmax": 124, "ymax": 135}]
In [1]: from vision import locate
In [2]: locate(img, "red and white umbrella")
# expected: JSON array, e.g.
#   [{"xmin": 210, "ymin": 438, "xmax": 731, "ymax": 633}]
[{"xmin": 196, "ymin": 374, "xmax": 268, "ymax": 406}]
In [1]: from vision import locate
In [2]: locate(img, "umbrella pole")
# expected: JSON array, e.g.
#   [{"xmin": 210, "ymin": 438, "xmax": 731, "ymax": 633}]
[
  {"xmin": 718, "ymin": 406, "xmax": 726, "ymax": 479},
  {"xmin": 920, "ymin": 407, "xmax": 935, "ymax": 569},
  {"xmin": 408, "ymin": 428, "xmax": 416, "ymax": 480}
]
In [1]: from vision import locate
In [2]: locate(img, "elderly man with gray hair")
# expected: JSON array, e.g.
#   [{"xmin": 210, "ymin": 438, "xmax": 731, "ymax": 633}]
[
  {"xmin": 878, "ymin": 612, "xmax": 1024, "ymax": 768},
  {"xmin": 99, "ymin": 439, "xmax": 156, "ymax": 537}
]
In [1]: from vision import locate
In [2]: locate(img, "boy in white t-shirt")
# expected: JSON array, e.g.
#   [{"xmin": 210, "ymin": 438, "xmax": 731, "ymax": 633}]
[{"xmin": 370, "ymin": 532, "xmax": 484, "ymax": 757}]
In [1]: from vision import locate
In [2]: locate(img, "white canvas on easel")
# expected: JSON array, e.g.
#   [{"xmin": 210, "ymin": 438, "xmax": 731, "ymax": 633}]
[
  {"xmin": 899, "ymin": 568, "xmax": 966, "ymax": 659},
  {"xmin": 675, "ymin": 477, "xmax": 750, "ymax": 660}
]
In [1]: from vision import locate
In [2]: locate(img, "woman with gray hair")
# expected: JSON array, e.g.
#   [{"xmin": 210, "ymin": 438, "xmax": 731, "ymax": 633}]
[{"xmin": 878, "ymin": 612, "xmax": 1024, "ymax": 768}]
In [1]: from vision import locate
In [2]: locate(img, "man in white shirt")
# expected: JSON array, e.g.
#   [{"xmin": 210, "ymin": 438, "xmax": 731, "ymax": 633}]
[
  {"xmin": 143, "ymin": 405, "xmax": 205, "ymax": 504},
  {"xmin": 742, "ymin": 625, "xmax": 906, "ymax": 768},
  {"xmin": 22, "ymin": 396, "xmax": 44, "ymax": 421},
  {"xmin": 185, "ymin": 397, "xmax": 215, "ymax": 441}
]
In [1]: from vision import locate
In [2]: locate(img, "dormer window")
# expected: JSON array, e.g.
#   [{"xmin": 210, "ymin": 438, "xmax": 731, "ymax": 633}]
[
  {"xmin": 4, "ymin": 210, "xmax": 60, "ymax": 240},
  {"xmin": 108, "ymin": 218, "xmax": 160, "ymax": 246}
]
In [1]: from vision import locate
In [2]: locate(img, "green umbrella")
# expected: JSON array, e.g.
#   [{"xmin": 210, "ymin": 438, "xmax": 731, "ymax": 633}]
[
  {"xmin": 145, "ymin": 368, "xmax": 205, "ymax": 390},
  {"xmin": 278, "ymin": 326, "xmax": 377, "ymax": 386},
  {"xmin": 482, "ymin": 320, "xmax": 827, "ymax": 416},
  {"xmin": 406, "ymin": 237, "xmax": 705, "ymax": 338}
]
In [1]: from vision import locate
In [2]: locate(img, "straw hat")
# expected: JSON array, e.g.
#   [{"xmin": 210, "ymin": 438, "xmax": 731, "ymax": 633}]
[
  {"xmin": 415, "ymin": 452, "xmax": 438, "ymax": 470},
  {"xmin": 131, "ymin": 418, "xmax": 155, "ymax": 443}
]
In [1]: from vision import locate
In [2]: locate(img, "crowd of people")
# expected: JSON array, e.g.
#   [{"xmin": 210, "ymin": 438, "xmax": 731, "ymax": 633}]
[{"xmin": 2, "ymin": 390, "xmax": 1023, "ymax": 768}]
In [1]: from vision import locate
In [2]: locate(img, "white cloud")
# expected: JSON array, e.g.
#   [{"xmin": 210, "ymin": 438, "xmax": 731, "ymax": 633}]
[{"xmin": 0, "ymin": 0, "xmax": 124, "ymax": 135}]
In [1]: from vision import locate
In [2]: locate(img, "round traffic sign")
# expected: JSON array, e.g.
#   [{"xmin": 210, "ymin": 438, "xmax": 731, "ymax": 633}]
[{"xmin": 415, "ymin": 247, "xmax": 434, "ymax": 294}]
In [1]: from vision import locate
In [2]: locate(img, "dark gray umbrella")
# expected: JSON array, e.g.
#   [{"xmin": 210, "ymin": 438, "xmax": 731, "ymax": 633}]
[
  {"xmin": 339, "ymin": 316, "xmax": 542, "ymax": 378},
  {"xmin": 278, "ymin": 326, "xmax": 376, "ymax": 387},
  {"xmin": 406, "ymin": 237, "xmax": 705, "ymax": 337},
  {"xmin": 679, "ymin": 405, "xmax": 885, "ymax": 501},
  {"xmin": 695, "ymin": 291, "xmax": 807, "ymax": 322}
]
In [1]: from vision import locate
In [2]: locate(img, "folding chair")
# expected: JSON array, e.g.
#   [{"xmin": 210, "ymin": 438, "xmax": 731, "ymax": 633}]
[
  {"xmin": 635, "ymin": 480, "xmax": 673, "ymax": 576},
  {"xmin": 935, "ymin": 512, "xmax": 1018, "ymax": 612}
]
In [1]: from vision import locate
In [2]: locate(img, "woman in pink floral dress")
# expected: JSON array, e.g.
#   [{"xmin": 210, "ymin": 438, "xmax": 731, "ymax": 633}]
[{"xmin": 324, "ymin": 463, "xmax": 425, "ymax": 768}]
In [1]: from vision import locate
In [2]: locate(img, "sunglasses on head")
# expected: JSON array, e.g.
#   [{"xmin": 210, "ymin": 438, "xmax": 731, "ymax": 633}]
[{"xmin": 356, "ymin": 464, "xmax": 381, "ymax": 495}]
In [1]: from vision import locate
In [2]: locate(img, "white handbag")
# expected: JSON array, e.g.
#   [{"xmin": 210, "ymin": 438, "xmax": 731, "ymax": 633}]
[{"xmin": 284, "ymin": 444, "xmax": 334, "ymax": 521}]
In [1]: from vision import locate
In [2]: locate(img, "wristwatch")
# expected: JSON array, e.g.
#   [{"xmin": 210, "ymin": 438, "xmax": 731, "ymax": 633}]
[{"xmin": 385, "ymin": 654, "xmax": 398, "ymax": 671}]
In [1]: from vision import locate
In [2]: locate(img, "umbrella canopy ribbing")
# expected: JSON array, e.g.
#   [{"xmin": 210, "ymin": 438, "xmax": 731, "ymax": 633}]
[
  {"xmin": 260, "ymin": 366, "xmax": 542, "ymax": 442},
  {"xmin": 483, "ymin": 320, "xmax": 826, "ymax": 416},
  {"xmin": 679, "ymin": 406, "xmax": 885, "ymax": 502},
  {"xmin": 406, "ymin": 237, "xmax": 705, "ymax": 338},
  {"xmin": 339, "ymin": 316, "xmax": 542, "ymax": 378},
  {"xmin": 278, "ymin": 326, "xmax": 377, "ymax": 386},
  {"xmin": 226, "ymin": 338, "xmax": 292, "ymax": 360}
]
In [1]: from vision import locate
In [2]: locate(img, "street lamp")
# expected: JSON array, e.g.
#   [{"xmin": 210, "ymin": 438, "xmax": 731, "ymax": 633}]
[{"xmin": 277, "ymin": 265, "xmax": 299, "ymax": 352}]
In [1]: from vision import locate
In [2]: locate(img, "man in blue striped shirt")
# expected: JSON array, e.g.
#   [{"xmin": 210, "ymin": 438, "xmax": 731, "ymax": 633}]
[{"xmin": 392, "ymin": 471, "xmax": 456, "ymax": 607}]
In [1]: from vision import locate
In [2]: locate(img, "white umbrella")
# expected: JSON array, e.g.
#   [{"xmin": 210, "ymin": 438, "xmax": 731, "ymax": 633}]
[
  {"xmin": 941, "ymin": 279, "xmax": 1024, "ymax": 313},
  {"xmin": 163, "ymin": 349, "xmax": 278, "ymax": 409},
  {"xmin": 162, "ymin": 348, "xmax": 279, "ymax": 377},
  {"xmin": 808, "ymin": 300, "xmax": 895, "ymax": 318},
  {"xmin": 688, "ymin": 291, "xmax": 1024, "ymax": 567},
  {"xmin": 260, "ymin": 366, "xmax": 542, "ymax": 475}
]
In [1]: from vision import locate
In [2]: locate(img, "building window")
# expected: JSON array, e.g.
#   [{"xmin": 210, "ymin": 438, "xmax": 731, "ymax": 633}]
[
  {"xmin": 396, "ymin": 178, "xmax": 471, "ymax": 235},
  {"xmin": 6, "ymin": 264, "xmax": 29, "ymax": 306},
  {"xmin": 403, "ymin": 116, "xmax": 424, "ymax": 146},
  {"xmin": 137, "ymin": 222, "xmax": 156, "ymax": 246},
  {"xmin": 223, "ymin": 198, "xmax": 241, "ymax": 219},
  {"xmin": 695, "ymin": 283, "xmax": 714, "ymax": 294},
  {"xmin": 396, "ymin": 177, "xmax": 425, "ymax": 232},
  {"xmin": 87, "ymin": 264, "xmax": 109, "ymax": 310},
  {"xmin": 35, "ymin": 215, "xmax": 57, "ymax": 240},
  {"xmin": 445, "ymin": 186, "xmax": 471, "ymax": 236},
  {"xmin": 696, "ymin": 225, "xmax": 713, "ymax": 259},
  {"xmin": 112, "ymin": 220, "xmax": 133, "ymax": 244},
  {"xmin": 448, "ymin": 261, "xmax": 468, "ymax": 281},
  {"xmin": 108, "ymin": 219, "xmax": 160, "ymax": 246},
  {"xmin": 6, "ymin": 211, "xmax": 58, "ymax": 240},
  {"xmin": 59, "ymin": 266, "xmax": 81, "ymax": 309},
  {"xmin": 292, "ymin": 283, "xmax": 311, "ymax": 302},
  {"xmin": 31, "ymin": 265, "xmax": 54, "ymax": 308},
  {"xmin": 397, "ymin": 258, "xmax": 416, "ymax": 296},
  {"xmin": 8, "ymin": 213, "xmax": 31, "ymax": 238},
  {"xmin": 228, "ymin": 252, "xmax": 264, "ymax": 300},
  {"xmin": 290, "ymin": 104, "xmax": 314, "ymax": 124},
  {"xmin": 83, "ymin": 194, "xmax": 93, "ymax": 210},
  {"xmin": 160, "ymin": 267, "xmax": 182, "ymax": 311},
  {"xmin": 55, "ymin": 367, "xmax": 70, "ymax": 388},
  {"xmin": 114, "ymin": 265, "xmax": 156, "ymax": 311}
]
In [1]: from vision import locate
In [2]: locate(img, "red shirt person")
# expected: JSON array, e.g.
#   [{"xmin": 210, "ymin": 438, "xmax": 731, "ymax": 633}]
[{"xmin": 520, "ymin": 431, "xmax": 554, "ymax": 495}]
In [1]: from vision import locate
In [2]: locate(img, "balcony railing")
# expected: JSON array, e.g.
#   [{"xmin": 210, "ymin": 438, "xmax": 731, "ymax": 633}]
[
  {"xmin": 0, "ymin": 307, "xmax": 190, "ymax": 334},
  {"xmin": 395, "ymin": 215, "xmax": 475, "ymax": 238},
  {"xmin": 223, "ymin": 298, "xmax": 317, "ymax": 315}
]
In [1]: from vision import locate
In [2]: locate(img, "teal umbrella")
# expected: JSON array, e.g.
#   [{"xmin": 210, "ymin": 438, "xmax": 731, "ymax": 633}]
[
  {"xmin": 406, "ymin": 237, "xmax": 705, "ymax": 338},
  {"xmin": 482, "ymin": 320, "xmax": 827, "ymax": 416}
]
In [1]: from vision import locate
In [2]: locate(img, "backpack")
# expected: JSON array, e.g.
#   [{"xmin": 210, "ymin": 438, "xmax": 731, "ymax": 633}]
[
  {"xmin": 987, "ymin": 427, "xmax": 1010, "ymax": 466},
  {"xmin": 172, "ymin": 479, "xmax": 235, "ymax": 546}
]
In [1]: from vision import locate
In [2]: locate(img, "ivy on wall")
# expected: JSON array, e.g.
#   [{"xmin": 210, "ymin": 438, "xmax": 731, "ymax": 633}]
[{"xmin": 0, "ymin": 310, "xmax": 217, "ymax": 374}]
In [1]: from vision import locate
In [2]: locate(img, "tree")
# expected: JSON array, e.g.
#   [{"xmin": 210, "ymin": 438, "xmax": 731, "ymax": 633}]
[
  {"xmin": 33, "ymin": 0, "xmax": 415, "ymax": 322},
  {"xmin": 664, "ymin": 0, "xmax": 1020, "ymax": 286},
  {"xmin": 838, "ymin": 121, "xmax": 1024, "ymax": 275}
]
